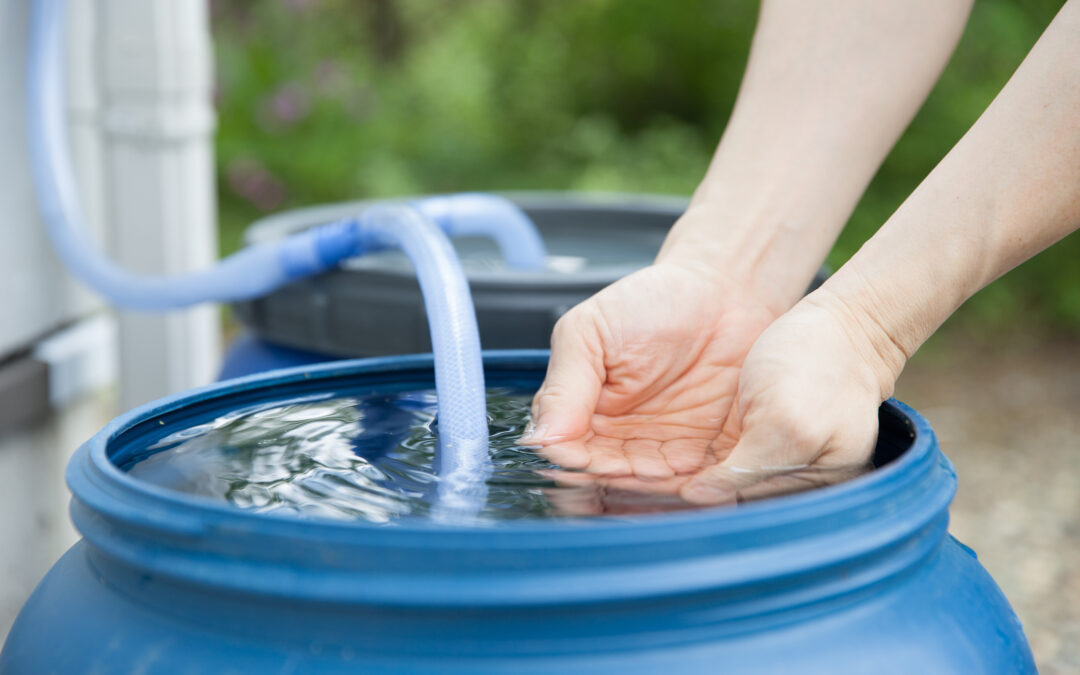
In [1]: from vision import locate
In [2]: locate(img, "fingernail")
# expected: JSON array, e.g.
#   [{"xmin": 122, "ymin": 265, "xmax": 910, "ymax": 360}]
[
  {"xmin": 683, "ymin": 483, "xmax": 731, "ymax": 505},
  {"xmin": 520, "ymin": 422, "xmax": 549, "ymax": 445}
]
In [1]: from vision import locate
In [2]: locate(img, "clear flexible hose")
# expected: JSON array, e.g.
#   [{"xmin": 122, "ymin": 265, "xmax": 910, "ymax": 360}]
[
  {"xmin": 26, "ymin": 0, "xmax": 545, "ymax": 311},
  {"xmin": 355, "ymin": 206, "xmax": 492, "ymax": 520},
  {"xmin": 414, "ymin": 193, "xmax": 547, "ymax": 271},
  {"xmin": 28, "ymin": 0, "xmax": 498, "ymax": 518}
]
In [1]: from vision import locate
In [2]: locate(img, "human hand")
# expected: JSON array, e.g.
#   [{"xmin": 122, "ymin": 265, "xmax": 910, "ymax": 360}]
[
  {"xmin": 677, "ymin": 294, "xmax": 903, "ymax": 504},
  {"xmin": 527, "ymin": 287, "xmax": 901, "ymax": 508},
  {"xmin": 521, "ymin": 260, "xmax": 779, "ymax": 481}
]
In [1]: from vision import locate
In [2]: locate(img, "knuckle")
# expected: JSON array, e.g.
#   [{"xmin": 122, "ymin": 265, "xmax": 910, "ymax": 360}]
[{"xmin": 551, "ymin": 309, "xmax": 583, "ymax": 345}]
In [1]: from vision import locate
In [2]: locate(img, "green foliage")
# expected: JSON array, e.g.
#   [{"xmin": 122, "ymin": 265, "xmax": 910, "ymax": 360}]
[{"xmin": 212, "ymin": 0, "xmax": 1078, "ymax": 332}]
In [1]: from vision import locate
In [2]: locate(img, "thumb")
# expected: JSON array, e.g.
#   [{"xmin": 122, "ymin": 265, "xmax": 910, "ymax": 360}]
[{"xmin": 522, "ymin": 313, "xmax": 605, "ymax": 445}]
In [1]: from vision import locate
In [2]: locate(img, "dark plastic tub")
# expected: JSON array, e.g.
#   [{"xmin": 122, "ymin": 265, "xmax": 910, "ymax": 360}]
[{"xmin": 229, "ymin": 192, "xmax": 825, "ymax": 362}]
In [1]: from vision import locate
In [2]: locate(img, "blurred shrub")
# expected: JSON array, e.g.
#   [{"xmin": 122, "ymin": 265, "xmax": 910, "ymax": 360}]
[{"xmin": 212, "ymin": 0, "xmax": 1078, "ymax": 332}]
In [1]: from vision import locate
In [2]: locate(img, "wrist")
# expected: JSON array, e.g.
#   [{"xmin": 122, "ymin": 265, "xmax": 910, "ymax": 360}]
[
  {"xmin": 810, "ymin": 169, "xmax": 992, "ymax": 372},
  {"xmin": 797, "ymin": 283, "xmax": 910, "ymax": 401},
  {"xmin": 655, "ymin": 199, "xmax": 831, "ymax": 316}
]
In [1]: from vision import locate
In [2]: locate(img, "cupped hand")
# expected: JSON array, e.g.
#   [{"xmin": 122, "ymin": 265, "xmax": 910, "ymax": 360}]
[
  {"xmin": 522, "ymin": 261, "xmax": 779, "ymax": 481},
  {"xmin": 525, "ymin": 277, "xmax": 899, "ymax": 507},
  {"xmin": 677, "ymin": 295, "xmax": 898, "ymax": 504}
]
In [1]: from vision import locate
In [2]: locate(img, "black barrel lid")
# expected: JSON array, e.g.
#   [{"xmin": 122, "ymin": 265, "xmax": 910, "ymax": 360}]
[
  {"xmin": 231, "ymin": 192, "xmax": 826, "ymax": 357},
  {"xmin": 233, "ymin": 192, "xmax": 684, "ymax": 356}
]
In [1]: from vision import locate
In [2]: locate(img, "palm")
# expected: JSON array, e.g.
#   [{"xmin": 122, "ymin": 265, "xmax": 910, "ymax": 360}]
[{"xmin": 530, "ymin": 264, "xmax": 777, "ymax": 481}]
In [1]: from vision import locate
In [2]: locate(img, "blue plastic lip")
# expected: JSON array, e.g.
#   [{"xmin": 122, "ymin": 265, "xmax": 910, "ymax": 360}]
[
  {"xmin": 65, "ymin": 351, "xmax": 955, "ymax": 609},
  {"xmin": 70, "ymin": 350, "xmax": 946, "ymax": 541}
]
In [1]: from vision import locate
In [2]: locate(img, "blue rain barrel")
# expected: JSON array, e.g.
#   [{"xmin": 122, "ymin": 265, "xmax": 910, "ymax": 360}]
[{"xmin": 0, "ymin": 352, "xmax": 1034, "ymax": 674}]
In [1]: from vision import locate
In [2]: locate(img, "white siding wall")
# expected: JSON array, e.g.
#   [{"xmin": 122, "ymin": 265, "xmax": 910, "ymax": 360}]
[{"xmin": 0, "ymin": 1, "xmax": 101, "ymax": 355}]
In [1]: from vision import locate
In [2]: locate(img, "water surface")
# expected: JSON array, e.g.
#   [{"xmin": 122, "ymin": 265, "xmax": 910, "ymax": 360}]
[{"xmin": 129, "ymin": 389, "xmax": 697, "ymax": 523}]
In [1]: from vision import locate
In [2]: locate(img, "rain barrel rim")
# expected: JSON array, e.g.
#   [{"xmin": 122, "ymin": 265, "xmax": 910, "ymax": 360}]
[{"xmin": 65, "ymin": 350, "xmax": 956, "ymax": 608}]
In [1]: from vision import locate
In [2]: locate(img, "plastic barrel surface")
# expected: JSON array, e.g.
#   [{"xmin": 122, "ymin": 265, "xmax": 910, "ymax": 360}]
[{"xmin": 0, "ymin": 352, "xmax": 1035, "ymax": 674}]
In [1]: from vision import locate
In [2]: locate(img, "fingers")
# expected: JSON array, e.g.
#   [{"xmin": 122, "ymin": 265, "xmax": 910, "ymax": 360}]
[
  {"xmin": 680, "ymin": 405, "xmax": 875, "ymax": 505},
  {"xmin": 541, "ymin": 481, "xmax": 604, "ymax": 516},
  {"xmin": 541, "ymin": 468, "xmax": 683, "ymax": 495},
  {"xmin": 539, "ymin": 434, "xmax": 709, "ymax": 479},
  {"xmin": 735, "ymin": 463, "xmax": 871, "ymax": 502},
  {"xmin": 624, "ymin": 438, "xmax": 675, "ymax": 479},
  {"xmin": 522, "ymin": 311, "xmax": 605, "ymax": 446},
  {"xmin": 579, "ymin": 435, "xmax": 633, "ymax": 475},
  {"xmin": 540, "ymin": 469, "xmax": 699, "ymax": 516},
  {"xmin": 533, "ymin": 436, "xmax": 592, "ymax": 470},
  {"xmin": 658, "ymin": 438, "xmax": 712, "ymax": 474},
  {"xmin": 680, "ymin": 417, "xmax": 801, "ymax": 505}
]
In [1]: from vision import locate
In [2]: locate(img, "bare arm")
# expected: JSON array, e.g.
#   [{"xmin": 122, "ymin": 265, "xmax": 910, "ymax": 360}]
[
  {"xmin": 660, "ymin": 0, "xmax": 974, "ymax": 314},
  {"xmin": 819, "ymin": 0, "xmax": 1080, "ymax": 393},
  {"xmin": 682, "ymin": 0, "xmax": 1080, "ymax": 502},
  {"xmin": 526, "ymin": 0, "xmax": 975, "ymax": 480}
]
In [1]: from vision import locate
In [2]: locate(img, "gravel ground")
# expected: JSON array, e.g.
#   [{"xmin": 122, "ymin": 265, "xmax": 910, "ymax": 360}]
[{"xmin": 895, "ymin": 332, "xmax": 1080, "ymax": 674}]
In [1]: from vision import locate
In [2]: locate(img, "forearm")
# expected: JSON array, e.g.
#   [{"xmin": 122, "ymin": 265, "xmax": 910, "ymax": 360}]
[
  {"xmin": 658, "ymin": 0, "xmax": 972, "ymax": 312},
  {"xmin": 816, "ymin": 0, "xmax": 1080, "ymax": 391}
]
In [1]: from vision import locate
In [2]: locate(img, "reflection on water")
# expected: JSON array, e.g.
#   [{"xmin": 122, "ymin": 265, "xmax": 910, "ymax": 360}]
[{"xmin": 128, "ymin": 389, "xmax": 704, "ymax": 523}]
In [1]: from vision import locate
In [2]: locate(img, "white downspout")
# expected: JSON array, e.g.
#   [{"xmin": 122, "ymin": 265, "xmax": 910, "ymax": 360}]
[{"xmin": 98, "ymin": 0, "xmax": 221, "ymax": 408}]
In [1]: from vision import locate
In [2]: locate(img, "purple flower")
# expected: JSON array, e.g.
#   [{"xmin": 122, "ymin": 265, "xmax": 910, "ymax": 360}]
[
  {"xmin": 269, "ymin": 82, "xmax": 311, "ymax": 124},
  {"xmin": 226, "ymin": 157, "xmax": 288, "ymax": 212}
]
